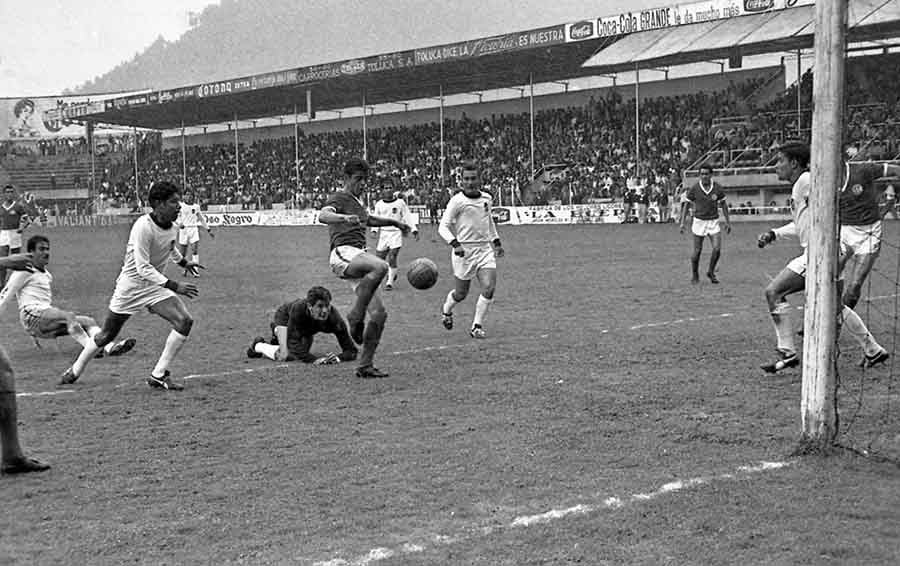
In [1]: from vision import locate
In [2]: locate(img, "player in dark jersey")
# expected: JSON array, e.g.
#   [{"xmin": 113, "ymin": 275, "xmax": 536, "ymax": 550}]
[
  {"xmin": 0, "ymin": 185, "xmax": 32, "ymax": 286},
  {"xmin": 678, "ymin": 165, "xmax": 731, "ymax": 284},
  {"xmin": 318, "ymin": 158, "xmax": 411, "ymax": 379},
  {"xmin": 246, "ymin": 286, "xmax": 357, "ymax": 364},
  {"xmin": 838, "ymin": 160, "xmax": 900, "ymax": 309}
]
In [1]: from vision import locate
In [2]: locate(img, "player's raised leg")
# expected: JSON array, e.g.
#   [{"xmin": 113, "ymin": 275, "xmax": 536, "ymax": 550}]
[
  {"xmin": 343, "ymin": 252, "xmax": 389, "ymax": 344},
  {"xmin": 146, "ymin": 296, "xmax": 194, "ymax": 390},
  {"xmin": 442, "ymin": 277, "xmax": 471, "ymax": 331},
  {"xmin": 61, "ymin": 311, "xmax": 131, "ymax": 384},
  {"xmin": 470, "ymin": 267, "xmax": 497, "ymax": 339}
]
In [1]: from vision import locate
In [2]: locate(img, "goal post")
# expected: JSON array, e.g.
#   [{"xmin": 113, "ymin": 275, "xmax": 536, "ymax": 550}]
[{"xmin": 801, "ymin": 0, "xmax": 848, "ymax": 448}]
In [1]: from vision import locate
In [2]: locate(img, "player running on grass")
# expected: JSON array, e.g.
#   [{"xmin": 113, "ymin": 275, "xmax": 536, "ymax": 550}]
[
  {"xmin": 678, "ymin": 165, "xmax": 731, "ymax": 284},
  {"xmin": 246, "ymin": 286, "xmax": 357, "ymax": 364},
  {"xmin": 318, "ymin": 158, "xmax": 411, "ymax": 379},
  {"xmin": 0, "ymin": 251, "xmax": 50, "ymax": 475},
  {"xmin": 176, "ymin": 192, "xmax": 214, "ymax": 277},
  {"xmin": 372, "ymin": 184, "xmax": 418, "ymax": 290},
  {"xmin": 756, "ymin": 140, "xmax": 888, "ymax": 373},
  {"xmin": 60, "ymin": 181, "xmax": 203, "ymax": 389},
  {"xmin": 0, "ymin": 235, "xmax": 136, "ymax": 357},
  {"xmin": 438, "ymin": 160, "xmax": 504, "ymax": 339}
]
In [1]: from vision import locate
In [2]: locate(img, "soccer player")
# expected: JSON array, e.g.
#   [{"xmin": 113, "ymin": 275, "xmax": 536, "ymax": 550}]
[
  {"xmin": 679, "ymin": 165, "xmax": 731, "ymax": 284},
  {"xmin": 60, "ymin": 181, "xmax": 202, "ymax": 389},
  {"xmin": 176, "ymin": 192, "xmax": 214, "ymax": 277},
  {"xmin": 0, "ymin": 185, "xmax": 32, "ymax": 286},
  {"xmin": 0, "ymin": 251, "xmax": 50, "ymax": 474},
  {"xmin": 246, "ymin": 286, "xmax": 357, "ymax": 364},
  {"xmin": 837, "ymin": 159, "xmax": 900, "ymax": 309},
  {"xmin": 757, "ymin": 140, "xmax": 888, "ymax": 373},
  {"xmin": 371, "ymin": 185, "xmax": 418, "ymax": 290},
  {"xmin": 0, "ymin": 235, "xmax": 136, "ymax": 356},
  {"xmin": 438, "ymin": 160, "xmax": 505, "ymax": 339},
  {"xmin": 318, "ymin": 158, "xmax": 411, "ymax": 379}
]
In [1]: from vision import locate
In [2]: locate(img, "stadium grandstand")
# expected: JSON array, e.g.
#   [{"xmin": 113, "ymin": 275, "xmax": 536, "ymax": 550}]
[{"xmin": 2, "ymin": 0, "xmax": 899, "ymax": 220}]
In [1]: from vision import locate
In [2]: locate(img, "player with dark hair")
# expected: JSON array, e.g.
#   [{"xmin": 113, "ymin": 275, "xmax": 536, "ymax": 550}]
[
  {"xmin": 60, "ymin": 181, "xmax": 202, "ymax": 389},
  {"xmin": 837, "ymin": 159, "xmax": 900, "ymax": 309},
  {"xmin": 246, "ymin": 286, "xmax": 357, "ymax": 364},
  {"xmin": 0, "ymin": 235, "xmax": 135, "ymax": 356},
  {"xmin": 438, "ymin": 160, "xmax": 504, "ymax": 339},
  {"xmin": 0, "ymin": 185, "xmax": 32, "ymax": 286},
  {"xmin": 757, "ymin": 141, "xmax": 888, "ymax": 373},
  {"xmin": 318, "ymin": 158, "xmax": 411, "ymax": 378},
  {"xmin": 0, "ymin": 251, "xmax": 50, "ymax": 474},
  {"xmin": 679, "ymin": 165, "xmax": 731, "ymax": 284},
  {"xmin": 372, "ymin": 184, "xmax": 418, "ymax": 290}
]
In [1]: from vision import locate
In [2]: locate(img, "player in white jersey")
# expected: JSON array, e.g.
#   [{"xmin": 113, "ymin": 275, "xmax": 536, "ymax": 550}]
[
  {"xmin": 756, "ymin": 141, "xmax": 888, "ymax": 373},
  {"xmin": 60, "ymin": 182, "xmax": 202, "ymax": 390},
  {"xmin": 0, "ymin": 251, "xmax": 50, "ymax": 475},
  {"xmin": 176, "ymin": 192, "xmax": 213, "ymax": 277},
  {"xmin": 438, "ymin": 160, "xmax": 505, "ymax": 338},
  {"xmin": 0, "ymin": 235, "xmax": 135, "ymax": 356},
  {"xmin": 371, "ymin": 186, "xmax": 418, "ymax": 290}
]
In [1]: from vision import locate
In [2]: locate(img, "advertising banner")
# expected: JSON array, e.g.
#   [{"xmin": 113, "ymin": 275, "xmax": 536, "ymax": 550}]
[
  {"xmin": 415, "ymin": 24, "xmax": 565, "ymax": 65},
  {"xmin": 1, "ymin": 95, "xmax": 131, "ymax": 141},
  {"xmin": 565, "ymin": 0, "xmax": 814, "ymax": 42}
]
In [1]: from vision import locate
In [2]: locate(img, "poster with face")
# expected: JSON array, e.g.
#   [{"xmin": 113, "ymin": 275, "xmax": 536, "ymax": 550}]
[{"xmin": 0, "ymin": 95, "xmax": 121, "ymax": 140}]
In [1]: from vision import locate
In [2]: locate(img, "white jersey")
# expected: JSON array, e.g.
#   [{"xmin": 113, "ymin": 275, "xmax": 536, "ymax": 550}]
[
  {"xmin": 177, "ymin": 204, "xmax": 208, "ymax": 229},
  {"xmin": 117, "ymin": 214, "xmax": 182, "ymax": 288},
  {"xmin": 773, "ymin": 171, "xmax": 812, "ymax": 248},
  {"xmin": 438, "ymin": 191, "xmax": 499, "ymax": 245},
  {"xmin": 373, "ymin": 197, "xmax": 416, "ymax": 234},
  {"xmin": 0, "ymin": 269, "xmax": 52, "ymax": 313}
]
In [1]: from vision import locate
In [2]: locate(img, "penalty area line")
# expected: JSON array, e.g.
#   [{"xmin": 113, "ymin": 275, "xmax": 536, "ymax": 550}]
[{"xmin": 311, "ymin": 460, "xmax": 792, "ymax": 566}]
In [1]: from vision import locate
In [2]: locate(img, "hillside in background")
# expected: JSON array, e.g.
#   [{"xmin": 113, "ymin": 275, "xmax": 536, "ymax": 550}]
[{"xmin": 71, "ymin": 0, "xmax": 583, "ymax": 94}]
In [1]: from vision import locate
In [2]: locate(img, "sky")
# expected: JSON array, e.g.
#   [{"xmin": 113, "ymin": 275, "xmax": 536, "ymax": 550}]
[{"xmin": 0, "ymin": 0, "xmax": 669, "ymax": 97}]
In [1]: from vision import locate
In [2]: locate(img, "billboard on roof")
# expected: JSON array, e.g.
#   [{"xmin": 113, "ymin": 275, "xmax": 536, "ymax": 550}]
[
  {"xmin": 565, "ymin": 0, "xmax": 815, "ymax": 42},
  {"xmin": 414, "ymin": 25, "xmax": 566, "ymax": 65},
  {"xmin": 1, "ymin": 95, "xmax": 125, "ymax": 140}
]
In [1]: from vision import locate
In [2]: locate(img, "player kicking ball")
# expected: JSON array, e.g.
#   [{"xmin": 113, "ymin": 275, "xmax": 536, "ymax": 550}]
[
  {"xmin": 0, "ymin": 235, "xmax": 136, "ymax": 357},
  {"xmin": 246, "ymin": 286, "xmax": 357, "ymax": 364},
  {"xmin": 438, "ymin": 160, "xmax": 504, "ymax": 339},
  {"xmin": 60, "ymin": 181, "xmax": 202, "ymax": 389}
]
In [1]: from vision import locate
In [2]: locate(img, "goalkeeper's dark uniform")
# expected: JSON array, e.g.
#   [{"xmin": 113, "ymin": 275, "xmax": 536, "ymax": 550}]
[{"xmin": 271, "ymin": 299, "xmax": 357, "ymax": 363}]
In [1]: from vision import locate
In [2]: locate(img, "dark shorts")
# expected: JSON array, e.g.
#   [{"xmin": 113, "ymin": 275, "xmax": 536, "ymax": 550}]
[{"xmin": 273, "ymin": 304, "xmax": 290, "ymax": 327}]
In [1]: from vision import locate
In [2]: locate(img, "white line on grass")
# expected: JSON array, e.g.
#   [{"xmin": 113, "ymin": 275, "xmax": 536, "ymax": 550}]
[{"xmin": 311, "ymin": 461, "xmax": 791, "ymax": 566}]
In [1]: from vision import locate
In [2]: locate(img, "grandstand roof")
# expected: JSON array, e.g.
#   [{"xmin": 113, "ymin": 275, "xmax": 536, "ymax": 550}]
[
  {"xmin": 65, "ymin": 0, "xmax": 900, "ymax": 131},
  {"xmin": 582, "ymin": 0, "xmax": 900, "ymax": 71}
]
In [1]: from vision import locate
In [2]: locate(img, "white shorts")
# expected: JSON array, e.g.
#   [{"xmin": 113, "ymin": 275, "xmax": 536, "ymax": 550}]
[
  {"xmin": 451, "ymin": 244, "xmax": 496, "ymax": 281},
  {"xmin": 840, "ymin": 221, "xmax": 882, "ymax": 256},
  {"xmin": 691, "ymin": 218, "xmax": 721, "ymax": 237},
  {"xmin": 108, "ymin": 282, "xmax": 177, "ymax": 315},
  {"xmin": 19, "ymin": 304, "xmax": 47, "ymax": 336},
  {"xmin": 786, "ymin": 252, "xmax": 808, "ymax": 276},
  {"xmin": 0, "ymin": 229, "xmax": 22, "ymax": 249},
  {"xmin": 375, "ymin": 231, "xmax": 403, "ymax": 252},
  {"xmin": 329, "ymin": 245, "xmax": 367, "ymax": 279},
  {"xmin": 178, "ymin": 227, "xmax": 200, "ymax": 246}
]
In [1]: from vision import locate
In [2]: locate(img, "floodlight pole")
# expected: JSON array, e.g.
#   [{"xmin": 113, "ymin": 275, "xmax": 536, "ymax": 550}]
[
  {"xmin": 133, "ymin": 126, "xmax": 139, "ymax": 200},
  {"xmin": 181, "ymin": 120, "xmax": 187, "ymax": 191},
  {"xmin": 233, "ymin": 114, "xmax": 240, "ymax": 191},
  {"xmin": 635, "ymin": 64, "xmax": 641, "ymax": 173},
  {"xmin": 529, "ymin": 73, "xmax": 535, "ymax": 181},
  {"xmin": 294, "ymin": 104, "xmax": 301, "ymax": 203},
  {"xmin": 362, "ymin": 91, "xmax": 368, "ymax": 162},
  {"xmin": 797, "ymin": 49, "xmax": 803, "ymax": 136},
  {"xmin": 88, "ymin": 121, "xmax": 96, "ymax": 199},
  {"xmin": 439, "ymin": 84, "xmax": 445, "ymax": 190},
  {"xmin": 801, "ymin": 0, "xmax": 847, "ymax": 449}
]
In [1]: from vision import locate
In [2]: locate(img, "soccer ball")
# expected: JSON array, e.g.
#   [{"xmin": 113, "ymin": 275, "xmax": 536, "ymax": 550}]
[{"xmin": 407, "ymin": 257, "xmax": 439, "ymax": 290}]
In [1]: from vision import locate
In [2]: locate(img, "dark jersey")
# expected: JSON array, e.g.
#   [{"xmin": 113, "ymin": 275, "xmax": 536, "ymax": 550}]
[
  {"xmin": 322, "ymin": 191, "xmax": 368, "ymax": 250},
  {"xmin": 272, "ymin": 299, "xmax": 357, "ymax": 363},
  {"xmin": 0, "ymin": 200, "xmax": 27, "ymax": 231},
  {"xmin": 685, "ymin": 181, "xmax": 726, "ymax": 220},
  {"xmin": 839, "ymin": 162, "xmax": 887, "ymax": 226}
]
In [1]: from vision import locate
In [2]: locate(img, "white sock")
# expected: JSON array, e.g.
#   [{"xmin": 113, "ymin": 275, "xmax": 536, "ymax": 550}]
[
  {"xmin": 473, "ymin": 295, "xmax": 494, "ymax": 327},
  {"xmin": 192, "ymin": 254, "xmax": 199, "ymax": 264},
  {"xmin": 442, "ymin": 290, "xmax": 460, "ymax": 315},
  {"xmin": 152, "ymin": 330, "xmax": 188, "ymax": 378},
  {"xmin": 771, "ymin": 302, "xmax": 795, "ymax": 355},
  {"xmin": 840, "ymin": 305, "xmax": 883, "ymax": 357},
  {"xmin": 387, "ymin": 267, "xmax": 396, "ymax": 285},
  {"xmin": 71, "ymin": 338, "xmax": 100, "ymax": 376},
  {"xmin": 85, "ymin": 326, "xmax": 116, "ymax": 354},
  {"xmin": 68, "ymin": 323, "xmax": 91, "ymax": 348},
  {"xmin": 255, "ymin": 342, "xmax": 281, "ymax": 361}
]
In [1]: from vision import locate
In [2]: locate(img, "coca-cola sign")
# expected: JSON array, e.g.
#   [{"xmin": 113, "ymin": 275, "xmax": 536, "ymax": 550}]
[
  {"xmin": 569, "ymin": 21, "xmax": 595, "ymax": 41},
  {"xmin": 744, "ymin": 0, "xmax": 774, "ymax": 12}
]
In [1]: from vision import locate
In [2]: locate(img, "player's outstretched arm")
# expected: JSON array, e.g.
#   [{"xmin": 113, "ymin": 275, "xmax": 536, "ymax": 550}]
[
  {"xmin": 0, "ymin": 253, "xmax": 34, "ymax": 272},
  {"xmin": 0, "ymin": 271, "xmax": 29, "ymax": 312},
  {"xmin": 318, "ymin": 206, "xmax": 360, "ymax": 226}
]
